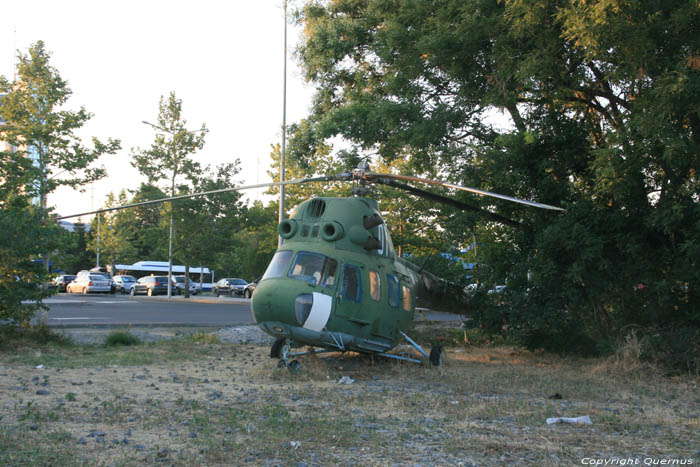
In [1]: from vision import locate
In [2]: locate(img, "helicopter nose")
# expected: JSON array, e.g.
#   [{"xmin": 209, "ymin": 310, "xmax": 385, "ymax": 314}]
[
  {"xmin": 252, "ymin": 279, "xmax": 333, "ymax": 332},
  {"xmin": 251, "ymin": 279, "xmax": 299, "ymax": 326}
]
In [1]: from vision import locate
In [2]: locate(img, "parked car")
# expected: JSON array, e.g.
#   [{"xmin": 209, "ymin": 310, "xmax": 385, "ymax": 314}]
[
  {"xmin": 213, "ymin": 278, "xmax": 248, "ymax": 297},
  {"xmin": 243, "ymin": 278, "xmax": 260, "ymax": 298},
  {"xmin": 94, "ymin": 273, "xmax": 116, "ymax": 293},
  {"xmin": 51, "ymin": 274, "xmax": 76, "ymax": 292},
  {"xmin": 113, "ymin": 275, "xmax": 137, "ymax": 294},
  {"xmin": 173, "ymin": 276, "xmax": 200, "ymax": 295},
  {"xmin": 66, "ymin": 273, "xmax": 111, "ymax": 294},
  {"xmin": 74, "ymin": 270, "xmax": 115, "ymax": 294},
  {"xmin": 130, "ymin": 276, "xmax": 170, "ymax": 296}
]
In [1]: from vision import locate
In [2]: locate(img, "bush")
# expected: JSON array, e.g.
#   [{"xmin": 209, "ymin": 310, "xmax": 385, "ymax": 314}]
[
  {"xmin": 104, "ymin": 331, "xmax": 141, "ymax": 347},
  {"xmin": 0, "ymin": 324, "xmax": 73, "ymax": 350}
]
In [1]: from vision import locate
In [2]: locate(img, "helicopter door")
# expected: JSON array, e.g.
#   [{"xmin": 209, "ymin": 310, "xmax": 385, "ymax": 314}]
[{"xmin": 336, "ymin": 264, "xmax": 367, "ymax": 325}]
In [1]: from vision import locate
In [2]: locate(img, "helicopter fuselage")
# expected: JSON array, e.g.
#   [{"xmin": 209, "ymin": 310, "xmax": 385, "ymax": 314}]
[{"xmin": 251, "ymin": 196, "xmax": 417, "ymax": 354}]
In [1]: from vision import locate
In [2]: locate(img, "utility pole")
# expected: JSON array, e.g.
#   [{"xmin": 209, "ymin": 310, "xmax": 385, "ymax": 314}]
[
  {"xmin": 96, "ymin": 212, "xmax": 101, "ymax": 267},
  {"xmin": 278, "ymin": 0, "xmax": 288, "ymax": 247}
]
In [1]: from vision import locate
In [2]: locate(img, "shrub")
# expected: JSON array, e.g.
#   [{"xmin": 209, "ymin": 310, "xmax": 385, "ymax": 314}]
[{"xmin": 104, "ymin": 331, "xmax": 141, "ymax": 347}]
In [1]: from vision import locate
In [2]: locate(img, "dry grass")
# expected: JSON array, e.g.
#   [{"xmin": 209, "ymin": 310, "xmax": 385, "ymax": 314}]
[{"xmin": 0, "ymin": 332, "xmax": 698, "ymax": 466}]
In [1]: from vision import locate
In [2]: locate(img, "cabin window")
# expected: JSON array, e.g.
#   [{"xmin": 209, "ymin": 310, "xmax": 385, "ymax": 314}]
[
  {"xmin": 402, "ymin": 285, "xmax": 412, "ymax": 312},
  {"xmin": 369, "ymin": 270, "xmax": 380, "ymax": 301},
  {"xmin": 261, "ymin": 250, "xmax": 293, "ymax": 280},
  {"xmin": 387, "ymin": 274, "xmax": 399, "ymax": 308},
  {"xmin": 288, "ymin": 252, "xmax": 337, "ymax": 286},
  {"xmin": 341, "ymin": 264, "xmax": 362, "ymax": 302},
  {"xmin": 311, "ymin": 224, "xmax": 320, "ymax": 237},
  {"xmin": 322, "ymin": 258, "xmax": 338, "ymax": 287}
]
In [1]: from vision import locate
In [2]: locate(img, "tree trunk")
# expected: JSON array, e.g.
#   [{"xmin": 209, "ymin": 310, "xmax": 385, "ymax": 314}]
[{"xmin": 184, "ymin": 265, "xmax": 190, "ymax": 299}]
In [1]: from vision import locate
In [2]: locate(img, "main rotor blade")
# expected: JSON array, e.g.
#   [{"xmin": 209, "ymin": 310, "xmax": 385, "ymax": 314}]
[
  {"xmin": 374, "ymin": 178, "xmax": 522, "ymax": 228},
  {"xmin": 367, "ymin": 173, "xmax": 565, "ymax": 211},
  {"xmin": 56, "ymin": 175, "xmax": 340, "ymax": 220}
]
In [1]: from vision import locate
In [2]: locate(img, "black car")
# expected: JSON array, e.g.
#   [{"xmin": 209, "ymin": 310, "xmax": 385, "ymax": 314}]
[
  {"xmin": 130, "ymin": 276, "xmax": 170, "ymax": 296},
  {"xmin": 51, "ymin": 274, "xmax": 76, "ymax": 292},
  {"xmin": 213, "ymin": 278, "xmax": 248, "ymax": 297},
  {"xmin": 243, "ymin": 278, "xmax": 260, "ymax": 298}
]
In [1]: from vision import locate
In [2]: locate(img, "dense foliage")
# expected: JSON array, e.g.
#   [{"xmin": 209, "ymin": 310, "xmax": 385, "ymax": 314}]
[
  {"xmin": 0, "ymin": 41, "xmax": 120, "ymax": 323},
  {"xmin": 293, "ymin": 0, "xmax": 700, "ymax": 369}
]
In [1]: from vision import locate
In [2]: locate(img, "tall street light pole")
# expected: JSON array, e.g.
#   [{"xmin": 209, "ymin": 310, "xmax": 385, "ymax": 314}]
[
  {"xmin": 278, "ymin": 0, "xmax": 288, "ymax": 247},
  {"xmin": 142, "ymin": 120, "xmax": 204, "ymax": 298}
]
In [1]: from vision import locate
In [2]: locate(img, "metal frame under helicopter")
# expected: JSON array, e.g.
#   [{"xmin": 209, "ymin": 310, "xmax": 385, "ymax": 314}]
[{"xmin": 270, "ymin": 329, "xmax": 445, "ymax": 372}]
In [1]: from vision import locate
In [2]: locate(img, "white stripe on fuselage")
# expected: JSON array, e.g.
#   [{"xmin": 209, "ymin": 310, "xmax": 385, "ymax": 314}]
[{"xmin": 303, "ymin": 292, "xmax": 332, "ymax": 332}]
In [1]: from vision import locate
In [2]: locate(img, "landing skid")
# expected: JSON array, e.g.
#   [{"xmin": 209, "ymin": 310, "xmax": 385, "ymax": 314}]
[{"xmin": 269, "ymin": 332, "xmax": 446, "ymax": 371}]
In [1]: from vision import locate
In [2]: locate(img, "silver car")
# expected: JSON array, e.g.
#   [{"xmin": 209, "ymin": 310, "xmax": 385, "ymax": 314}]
[
  {"xmin": 113, "ymin": 275, "xmax": 137, "ymax": 294},
  {"xmin": 173, "ymin": 276, "xmax": 200, "ymax": 295},
  {"xmin": 66, "ymin": 273, "xmax": 111, "ymax": 294}
]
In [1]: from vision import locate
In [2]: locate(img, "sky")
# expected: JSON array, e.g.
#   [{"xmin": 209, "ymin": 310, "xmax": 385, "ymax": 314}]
[{"xmin": 1, "ymin": 0, "xmax": 315, "ymax": 221}]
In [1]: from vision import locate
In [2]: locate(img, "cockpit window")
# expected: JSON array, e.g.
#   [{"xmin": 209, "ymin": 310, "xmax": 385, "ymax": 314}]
[
  {"xmin": 262, "ymin": 250, "xmax": 293, "ymax": 280},
  {"xmin": 376, "ymin": 224, "xmax": 396, "ymax": 257},
  {"xmin": 288, "ymin": 251, "xmax": 338, "ymax": 287}
]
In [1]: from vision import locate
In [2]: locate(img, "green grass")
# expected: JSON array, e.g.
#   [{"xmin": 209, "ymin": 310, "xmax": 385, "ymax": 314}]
[
  {"xmin": 0, "ymin": 327, "xmax": 220, "ymax": 368},
  {"xmin": 0, "ymin": 323, "xmax": 74, "ymax": 350},
  {"xmin": 0, "ymin": 426, "xmax": 78, "ymax": 466},
  {"xmin": 104, "ymin": 331, "xmax": 141, "ymax": 347}
]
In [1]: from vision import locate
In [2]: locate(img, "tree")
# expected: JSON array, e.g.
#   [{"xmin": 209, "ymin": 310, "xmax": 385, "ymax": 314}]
[
  {"xmin": 122, "ymin": 183, "xmax": 169, "ymax": 261},
  {"xmin": 0, "ymin": 199, "xmax": 60, "ymax": 323},
  {"xmin": 131, "ymin": 92, "xmax": 207, "ymax": 294},
  {"xmin": 0, "ymin": 41, "xmax": 121, "ymax": 211},
  {"xmin": 171, "ymin": 162, "xmax": 245, "ymax": 295},
  {"xmin": 53, "ymin": 221, "xmax": 93, "ymax": 273},
  {"xmin": 86, "ymin": 191, "xmax": 138, "ymax": 270},
  {"xmin": 0, "ymin": 41, "xmax": 120, "ymax": 323},
  {"xmin": 294, "ymin": 0, "xmax": 700, "ymax": 366},
  {"xmin": 233, "ymin": 200, "xmax": 279, "ymax": 281}
]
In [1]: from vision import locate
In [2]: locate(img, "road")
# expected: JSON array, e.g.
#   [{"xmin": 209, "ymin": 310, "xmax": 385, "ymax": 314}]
[
  {"xmin": 40, "ymin": 293, "xmax": 464, "ymax": 327},
  {"xmin": 41, "ymin": 293, "xmax": 255, "ymax": 327}
]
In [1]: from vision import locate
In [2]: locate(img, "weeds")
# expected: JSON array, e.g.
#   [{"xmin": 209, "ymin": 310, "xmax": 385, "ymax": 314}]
[
  {"xmin": 0, "ymin": 323, "xmax": 73, "ymax": 351},
  {"xmin": 104, "ymin": 331, "xmax": 141, "ymax": 347},
  {"xmin": 0, "ymin": 326, "xmax": 697, "ymax": 465}
]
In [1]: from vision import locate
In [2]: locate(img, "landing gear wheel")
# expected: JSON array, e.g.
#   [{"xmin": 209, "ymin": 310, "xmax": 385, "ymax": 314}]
[
  {"xmin": 289, "ymin": 360, "xmax": 302, "ymax": 373},
  {"xmin": 429, "ymin": 346, "xmax": 446, "ymax": 367},
  {"xmin": 270, "ymin": 338, "xmax": 286, "ymax": 359}
]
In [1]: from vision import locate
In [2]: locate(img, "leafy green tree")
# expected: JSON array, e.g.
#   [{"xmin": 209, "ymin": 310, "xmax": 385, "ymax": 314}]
[
  {"xmin": 50, "ymin": 220, "xmax": 90, "ymax": 273},
  {"xmin": 233, "ymin": 200, "xmax": 279, "ymax": 281},
  {"xmin": 0, "ymin": 199, "xmax": 60, "ymax": 323},
  {"xmin": 131, "ymin": 92, "xmax": 207, "ymax": 190},
  {"xmin": 294, "ymin": 0, "xmax": 700, "ymax": 367},
  {"xmin": 121, "ymin": 183, "xmax": 169, "ymax": 261},
  {"xmin": 131, "ymin": 92, "xmax": 207, "ymax": 291},
  {"xmin": 171, "ymin": 162, "xmax": 245, "ymax": 294},
  {"xmin": 266, "ymin": 141, "xmax": 353, "ymax": 211},
  {"xmin": 86, "ymin": 191, "xmax": 138, "ymax": 270},
  {"xmin": 0, "ymin": 41, "xmax": 121, "ymax": 211},
  {"xmin": 0, "ymin": 41, "xmax": 119, "ymax": 323}
]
